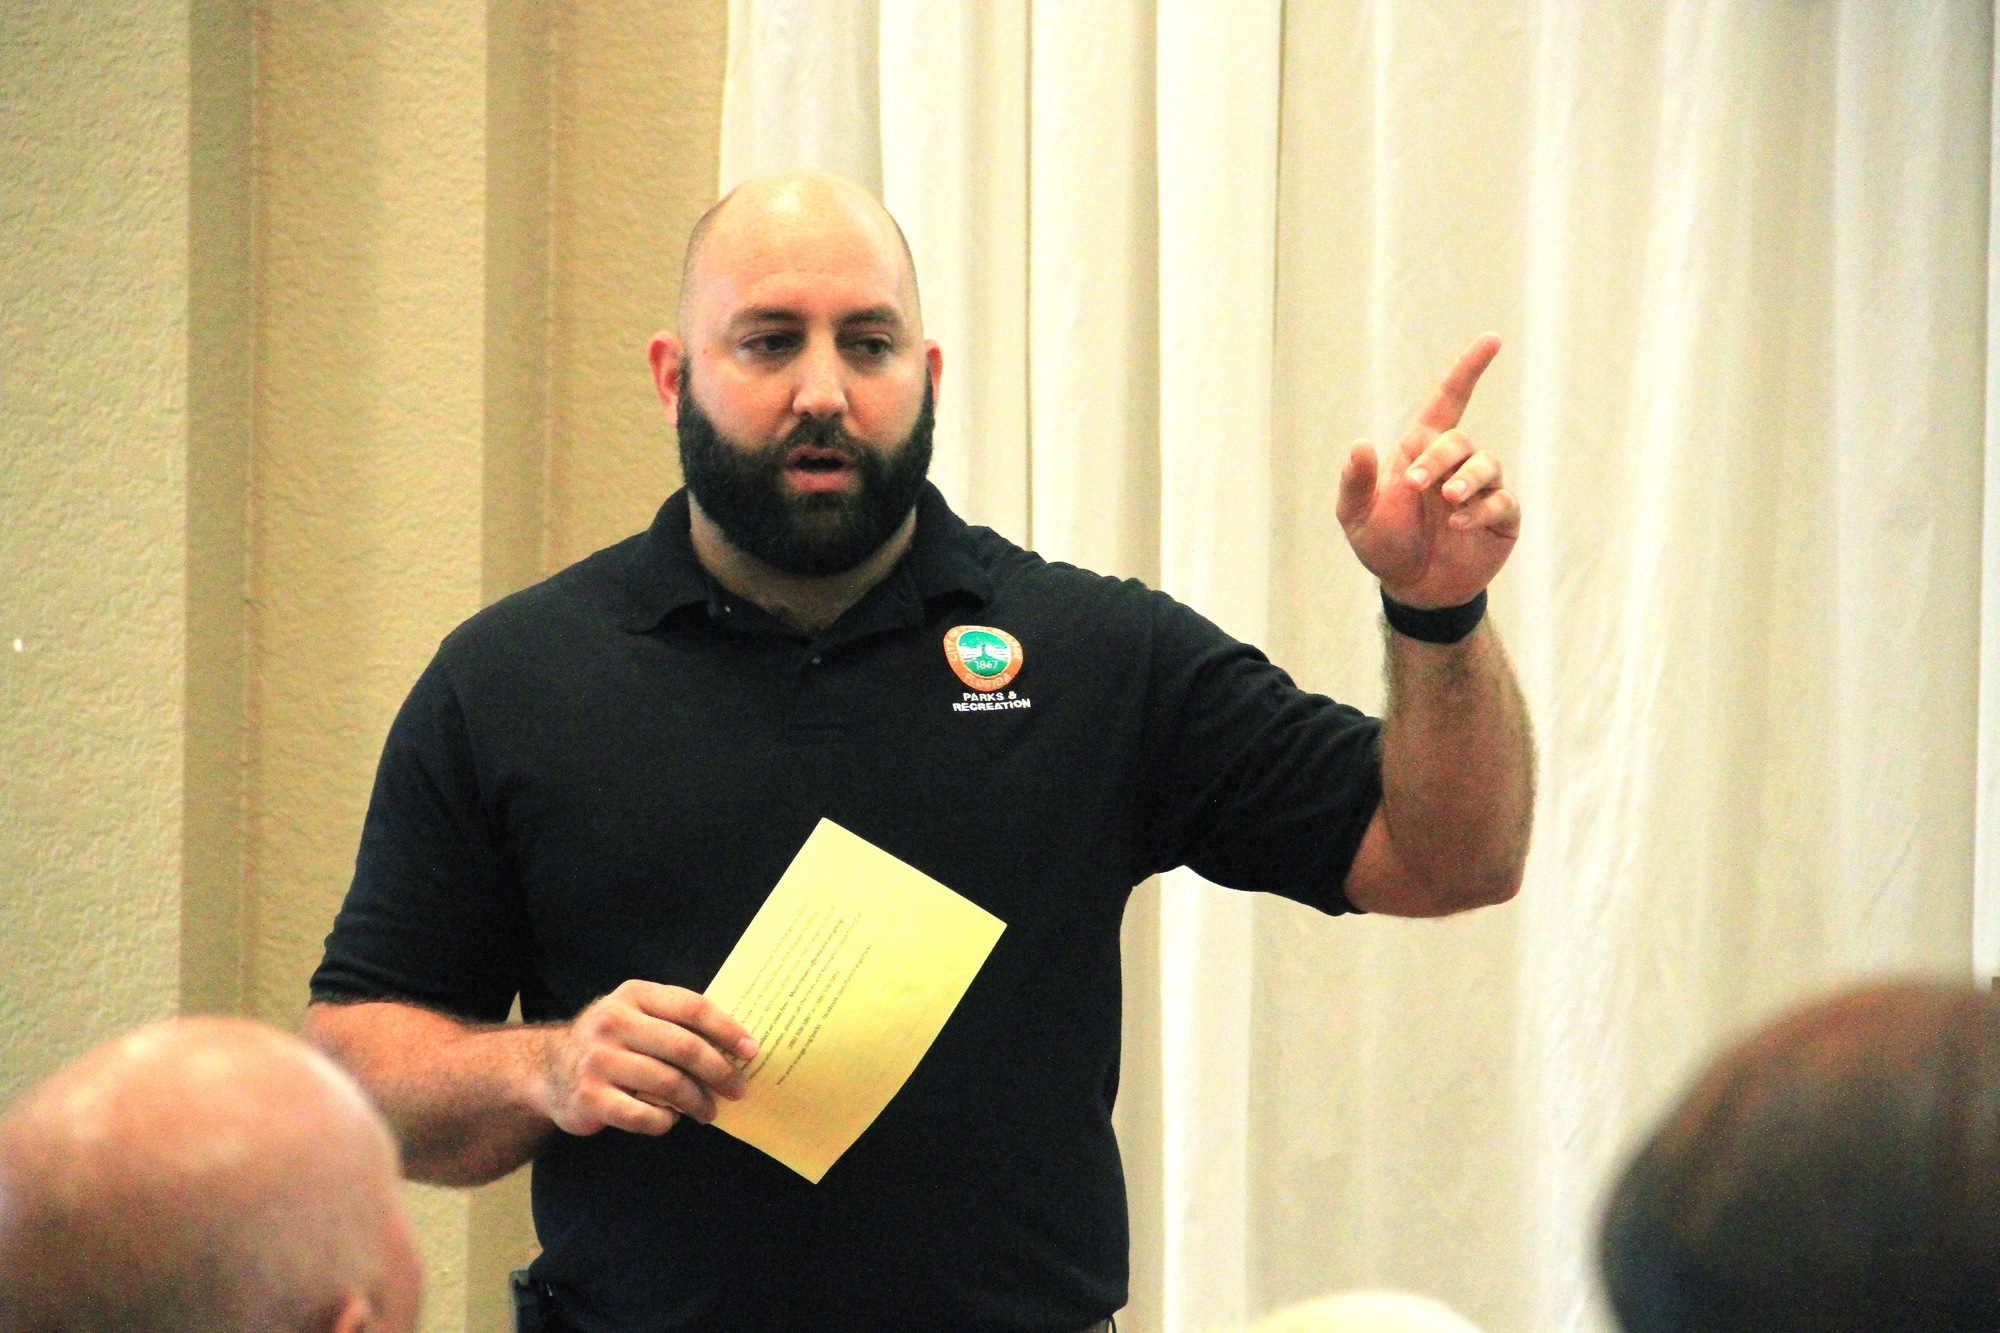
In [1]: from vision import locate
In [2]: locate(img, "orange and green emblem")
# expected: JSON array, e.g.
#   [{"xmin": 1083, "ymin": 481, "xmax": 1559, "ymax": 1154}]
[{"xmin": 944, "ymin": 625, "xmax": 1023, "ymax": 693}]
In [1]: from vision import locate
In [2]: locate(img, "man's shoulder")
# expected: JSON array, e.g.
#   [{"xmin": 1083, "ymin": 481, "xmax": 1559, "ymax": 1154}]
[
  {"xmin": 954, "ymin": 524, "xmax": 1257, "ymax": 677},
  {"xmin": 972, "ymin": 528, "xmax": 1184, "ymax": 636},
  {"xmin": 958, "ymin": 522, "xmax": 1163, "ymax": 617},
  {"xmin": 433, "ymin": 529, "xmax": 651, "ymax": 669}
]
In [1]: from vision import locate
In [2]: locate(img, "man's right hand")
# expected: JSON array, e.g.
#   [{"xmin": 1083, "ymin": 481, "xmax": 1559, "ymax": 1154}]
[
  {"xmin": 535, "ymin": 981, "xmax": 760, "ymax": 1137},
  {"xmin": 303, "ymin": 987, "xmax": 761, "ymax": 1186}
]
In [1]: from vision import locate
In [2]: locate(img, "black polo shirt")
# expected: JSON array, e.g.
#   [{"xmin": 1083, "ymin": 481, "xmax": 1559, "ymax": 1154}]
[{"xmin": 313, "ymin": 483, "xmax": 1381, "ymax": 1333}]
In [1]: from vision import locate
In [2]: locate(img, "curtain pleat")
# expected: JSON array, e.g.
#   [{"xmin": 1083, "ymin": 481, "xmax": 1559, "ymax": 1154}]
[
  {"xmin": 1978, "ymin": 4, "xmax": 2000, "ymax": 990},
  {"xmin": 1027, "ymin": 1, "xmax": 1160, "ymax": 579},
  {"xmin": 719, "ymin": 0, "xmax": 882, "ymax": 191},
  {"xmin": 1828, "ymin": 2, "xmax": 1987, "ymax": 974},
  {"xmin": 1155, "ymin": 9, "xmax": 1286, "ymax": 1329},
  {"xmin": 879, "ymin": 0, "xmax": 1031, "ymax": 541},
  {"xmin": 719, "ymin": 4, "xmax": 1994, "ymax": 1329}
]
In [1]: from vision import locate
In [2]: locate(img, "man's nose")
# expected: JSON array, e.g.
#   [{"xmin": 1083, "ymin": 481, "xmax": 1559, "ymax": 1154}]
[{"xmin": 791, "ymin": 340, "xmax": 849, "ymax": 421}]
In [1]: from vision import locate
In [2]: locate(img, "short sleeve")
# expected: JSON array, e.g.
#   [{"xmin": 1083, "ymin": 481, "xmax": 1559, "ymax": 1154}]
[
  {"xmin": 1132, "ymin": 594, "xmax": 1383, "ymax": 913},
  {"xmin": 309, "ymin": 653, "xmax": 527, "ymax": 1021}
]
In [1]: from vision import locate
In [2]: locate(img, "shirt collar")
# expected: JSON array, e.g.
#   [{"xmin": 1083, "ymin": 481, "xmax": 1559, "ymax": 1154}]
[
  {"xmin": 621, "ymin": 482, "xmax": 992, "ymax": 634},
  {"xmin": 902, "ymin": 482, "xmax": 994, "ymax": 609}
]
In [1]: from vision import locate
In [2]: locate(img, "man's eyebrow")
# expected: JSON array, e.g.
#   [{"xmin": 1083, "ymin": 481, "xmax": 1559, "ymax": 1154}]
[
  {"xmin": 835, "ymin": 306, "xmax": 906, "ymax": 329},
  {"xmin": 724, "ymin": 305, "xmax": 908, "ymax": 331}
]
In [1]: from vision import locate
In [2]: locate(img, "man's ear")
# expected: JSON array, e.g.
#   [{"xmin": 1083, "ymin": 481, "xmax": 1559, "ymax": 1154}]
[
  {"xmin": 924, "ymin": 339, "xmax": 943, "ymax": 399},
  {"xmin": 647, "ymin": 332, "xmax": 685, "ymax": 424}
]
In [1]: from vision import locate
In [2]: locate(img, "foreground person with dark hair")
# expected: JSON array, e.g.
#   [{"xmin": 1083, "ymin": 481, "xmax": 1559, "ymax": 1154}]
[{"xmin": 1600, "ymin": 981, "xmax": 2000, "ymax": 1333}]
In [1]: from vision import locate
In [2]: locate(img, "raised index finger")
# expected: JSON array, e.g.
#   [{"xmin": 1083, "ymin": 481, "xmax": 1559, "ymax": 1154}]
[{"xmin": 1415, "ymin": 332, "xmax": 1503, "ymax": 436}]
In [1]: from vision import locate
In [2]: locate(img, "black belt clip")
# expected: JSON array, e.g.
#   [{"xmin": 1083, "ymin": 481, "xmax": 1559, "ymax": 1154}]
[{"xmin": 510, "ymin": 1270, "xmax": 557, "ymax": 1333}]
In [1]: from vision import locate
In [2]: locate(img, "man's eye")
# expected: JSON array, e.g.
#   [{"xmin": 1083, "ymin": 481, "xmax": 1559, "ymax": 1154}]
[
  {"xmin": 849, "ymin": 338, "xmax": 894, "ymax": 359},
  {"xmin": 743, "ymin": 333, "xmax": 799, "ymax": 356}
]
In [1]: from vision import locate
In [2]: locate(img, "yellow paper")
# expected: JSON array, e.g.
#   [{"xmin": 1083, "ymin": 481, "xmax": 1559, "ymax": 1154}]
[{"xmin": 703, "ymin": 818, "xmax": 1005, "ymax": 1182}]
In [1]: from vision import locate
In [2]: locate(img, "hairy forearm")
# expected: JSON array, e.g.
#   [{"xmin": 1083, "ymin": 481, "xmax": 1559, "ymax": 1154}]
[
  {"xmin": 1376, "ymin": 619, "xmax": 1535, "ymax": 913},
  {"xmin": 302, "ymin": 1001, "xmax": 557, "ymax": 1187}
]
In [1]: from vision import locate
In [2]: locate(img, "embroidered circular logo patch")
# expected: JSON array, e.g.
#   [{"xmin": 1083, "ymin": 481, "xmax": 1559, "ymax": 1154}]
[{"xmin": 943, "ymin": 625, "xmax": 1023, "ymax": 693}]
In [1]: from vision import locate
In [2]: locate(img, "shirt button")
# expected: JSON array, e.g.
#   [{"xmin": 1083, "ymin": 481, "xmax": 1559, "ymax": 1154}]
[{"xmin": 811, "ymin": 655, "xmax": 823, "ymax": 666}]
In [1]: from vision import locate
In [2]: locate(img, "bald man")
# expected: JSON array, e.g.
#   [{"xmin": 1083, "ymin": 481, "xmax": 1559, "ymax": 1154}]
[
  {"xmin": 306, "ymin": 172, "xmax": 1533, "ymax": 1332},
  {"xmin": 0, "ymin": 1017, "xmax": 421, "ymax": 1333},
  {"xmin": 1251, "ymin": 1290, "xmax": 1488, "ymax": 1333},
  {"xmin": 1600, "ymin": 982, "xmax": 2000, "ymax": 1333}
]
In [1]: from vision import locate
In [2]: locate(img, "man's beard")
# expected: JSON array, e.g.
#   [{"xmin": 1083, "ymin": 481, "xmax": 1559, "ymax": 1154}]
[{"xmin": 677, "ymin": 364, "xmax": 935, "ymax": 576}]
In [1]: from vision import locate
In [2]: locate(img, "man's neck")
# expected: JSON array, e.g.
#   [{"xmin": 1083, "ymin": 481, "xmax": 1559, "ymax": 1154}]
[{"xmin": 687, "ymin": 496, "xmax": 917, "ymax": 635}]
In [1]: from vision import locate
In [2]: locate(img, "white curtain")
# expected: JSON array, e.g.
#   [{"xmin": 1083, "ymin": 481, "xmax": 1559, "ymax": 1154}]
[{"xmin": 721, "ymin": 4, "xmax": 1995, "ymax": 1331}]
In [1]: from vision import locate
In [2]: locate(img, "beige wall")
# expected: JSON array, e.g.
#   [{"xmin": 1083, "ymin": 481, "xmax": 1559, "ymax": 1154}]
[
  {"xmin": 1, "ymin": 0, "xmax": 251, "ymax": 1093},
  {"xmin": 1, "ymin": 4, "xmax": 727, "ymax": 1331}
]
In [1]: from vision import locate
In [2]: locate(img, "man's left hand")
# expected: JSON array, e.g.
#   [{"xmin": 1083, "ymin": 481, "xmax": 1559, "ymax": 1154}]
[{"xmin": 1336, "ymin": 333, "xmax": 1519, "ymax": 609}]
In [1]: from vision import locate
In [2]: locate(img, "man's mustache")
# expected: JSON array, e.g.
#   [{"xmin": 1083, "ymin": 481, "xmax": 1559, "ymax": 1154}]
[{"xmin": 778, "ymin": 414, "xmax": 862, "ymax": 459}]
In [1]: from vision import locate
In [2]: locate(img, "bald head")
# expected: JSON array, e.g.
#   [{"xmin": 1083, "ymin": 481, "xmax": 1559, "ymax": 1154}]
[
  {"xmin": 1600, "ymin": 982, "xmax": 2000, "ymax": 1333},
  {"xmin": 0, "ymin": 1018, "xmax": 420, "ymax": 1333},
  {"xmin": 678, "ymin": 172, "xmax": 922, "ymax": 335},
  {"xmin": 1251, "ymin": 1290, "xmax": 1487, "ymax": 1333}
]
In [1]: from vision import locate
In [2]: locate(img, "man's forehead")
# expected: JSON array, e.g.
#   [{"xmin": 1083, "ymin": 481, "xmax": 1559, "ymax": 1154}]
[
  {"xmin": 683, "ymin": 175, "xmax": 921, "ymax": 328},
  {"xmin": 708, "ymin": 226, "xmax": 907, "ymax": 300}
]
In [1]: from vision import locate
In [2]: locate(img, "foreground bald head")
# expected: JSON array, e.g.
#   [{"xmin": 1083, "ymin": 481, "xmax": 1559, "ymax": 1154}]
[
  {"xmin": 1600, "ymin": 982, "xmax": 2000, "ymax": 1333},
  {"xmin": 1251, "ymin": 1289, "xmax": 1487, "ymax": 1333},
  {"xmin": 0, "ymin": 1018, "xmax": 421, "ymax": 1333}
]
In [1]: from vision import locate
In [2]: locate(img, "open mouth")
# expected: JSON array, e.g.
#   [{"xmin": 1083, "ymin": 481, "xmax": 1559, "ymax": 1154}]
[
  {"xmin": 786, "ymin": 446, "xmax": 855, "ymax": 472},
  {"xmin": 783, "ymin": 445, "xmax": 859, "ymax": 490}
]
